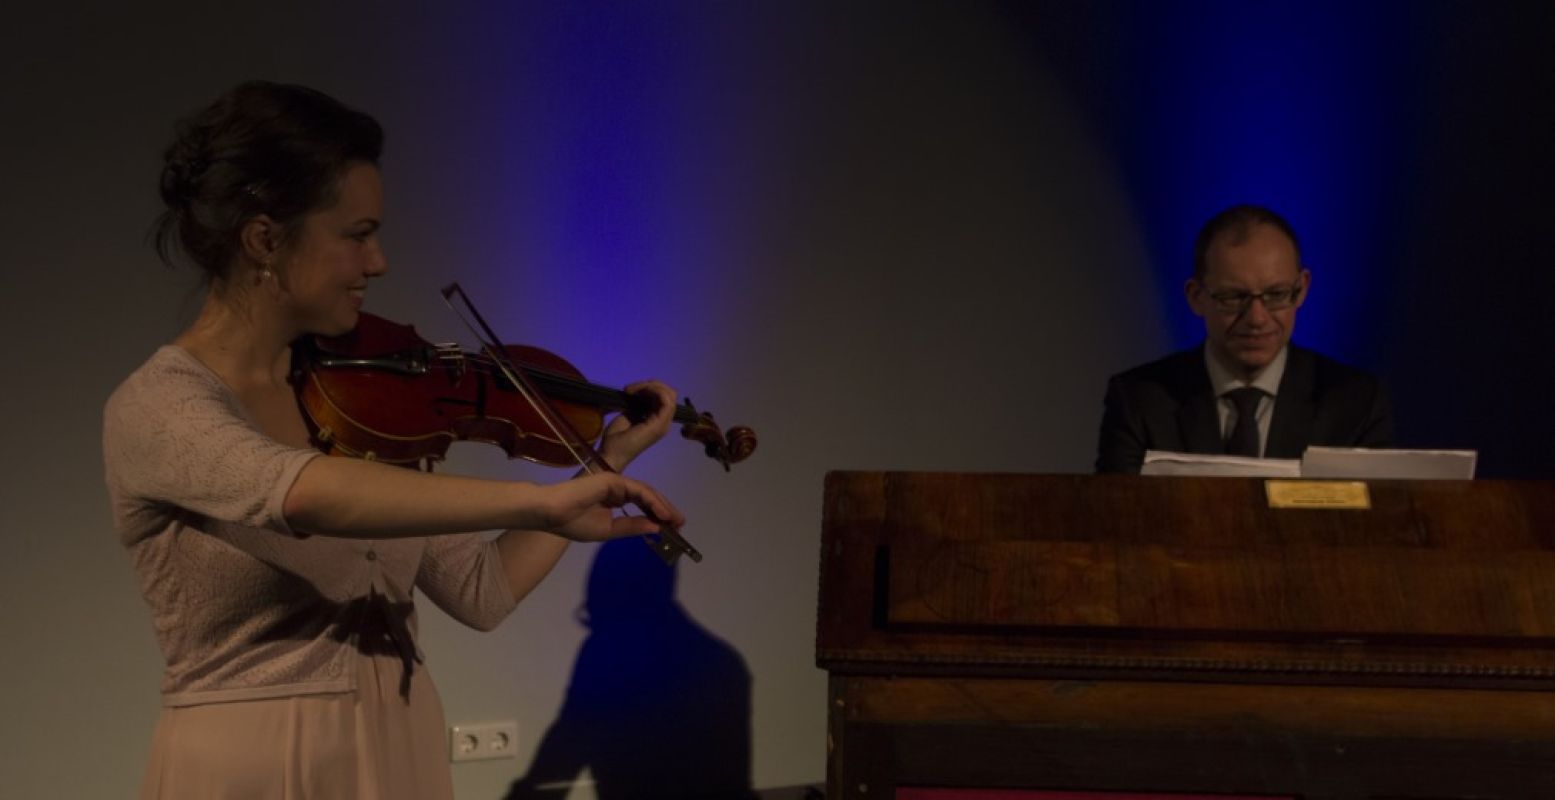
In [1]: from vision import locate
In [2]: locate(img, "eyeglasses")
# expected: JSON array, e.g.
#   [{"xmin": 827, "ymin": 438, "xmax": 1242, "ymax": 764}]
[{"xmin": 1205, "ymin": 280, "xmax": 1305, "ymax": 314}]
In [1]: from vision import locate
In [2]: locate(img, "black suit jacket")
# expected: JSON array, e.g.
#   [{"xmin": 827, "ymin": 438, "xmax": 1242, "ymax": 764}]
[{"xmin": 1095, "ymin": 344, "xmax": 1394, "ymax": 474}]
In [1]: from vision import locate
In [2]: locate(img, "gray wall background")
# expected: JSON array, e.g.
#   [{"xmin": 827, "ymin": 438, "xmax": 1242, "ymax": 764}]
[{"xmin": 9, "ymin": 1, "xmax": 1475, "ymax": 797}]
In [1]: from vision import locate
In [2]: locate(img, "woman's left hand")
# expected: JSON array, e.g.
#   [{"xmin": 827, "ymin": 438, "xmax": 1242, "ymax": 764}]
[{"xmin": 598, "ymin": 380, "xmax": 678, "ymax": 471}]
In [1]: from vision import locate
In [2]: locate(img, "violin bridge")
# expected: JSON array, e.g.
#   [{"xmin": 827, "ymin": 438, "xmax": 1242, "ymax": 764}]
[{"xmin": 434, "ymin": 343, "xmax": 465, "ymax": 380}]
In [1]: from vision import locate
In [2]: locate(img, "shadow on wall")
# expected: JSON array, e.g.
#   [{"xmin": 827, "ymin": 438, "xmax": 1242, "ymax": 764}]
[{"xmin": 505, "ymin": 538, "xmax": 758, "ymax": 800}]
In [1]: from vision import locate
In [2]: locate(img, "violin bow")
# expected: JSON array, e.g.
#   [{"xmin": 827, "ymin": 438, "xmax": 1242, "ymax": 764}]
[{"xmin": 440, "ymin": 282, "xmax": 702, "ymax": 565}]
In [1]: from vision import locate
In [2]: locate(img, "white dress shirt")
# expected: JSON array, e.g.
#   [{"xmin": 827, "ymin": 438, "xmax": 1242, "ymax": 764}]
[{"xmin": 1203, "ymin": 345, "xmax": 1288, "ymax": 458}]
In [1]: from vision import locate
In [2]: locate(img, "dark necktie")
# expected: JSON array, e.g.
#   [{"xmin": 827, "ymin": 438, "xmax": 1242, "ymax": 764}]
[{"xmin": 1225, "ymin": 387, "xmax": 1265, "ymax": 457}]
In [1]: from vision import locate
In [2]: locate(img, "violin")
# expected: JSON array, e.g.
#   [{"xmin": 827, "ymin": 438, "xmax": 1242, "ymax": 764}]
[{"xmin": 289, "ymin": 291, "xmax": 756, "ymax": 563}]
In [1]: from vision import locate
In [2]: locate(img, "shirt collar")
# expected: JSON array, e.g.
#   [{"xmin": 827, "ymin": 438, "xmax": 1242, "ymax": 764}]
[{"xmin": 1204, "ymin": 343, "xmax": 1288, "ymax": 398}]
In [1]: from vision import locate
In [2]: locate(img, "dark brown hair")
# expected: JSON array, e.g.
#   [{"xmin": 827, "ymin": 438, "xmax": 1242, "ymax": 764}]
[
  {"xmin": 153, "ymin": 81, "xmax": 383, "ymax": 280},
  {"xmin": 1192, "ymin": 204, "xmax": 1301, "ymax": 280}
]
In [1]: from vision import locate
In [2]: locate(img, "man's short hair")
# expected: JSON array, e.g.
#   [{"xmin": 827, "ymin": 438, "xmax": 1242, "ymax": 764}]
[{"xmin": 1193, "ymin": 204, "xmax": 1302, "ymax": 280}]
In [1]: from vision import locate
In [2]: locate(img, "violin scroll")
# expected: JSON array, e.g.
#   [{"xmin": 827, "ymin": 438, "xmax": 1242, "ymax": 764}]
[{"xmin": 677, "ymin": 401, "xmax": 758, "ymax": 471}]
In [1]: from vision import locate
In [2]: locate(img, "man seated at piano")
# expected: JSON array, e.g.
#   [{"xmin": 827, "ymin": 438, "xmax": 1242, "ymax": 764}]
[{"xmin": 1095, "ymin": 204, "xmax": 1394, "ymax": 474}]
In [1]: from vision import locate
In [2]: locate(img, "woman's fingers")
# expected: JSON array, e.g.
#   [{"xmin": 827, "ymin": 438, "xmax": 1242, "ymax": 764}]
[
  {"xmin": 611, "ymin": 473, "xmax": 685, "ymax": 528},
  {"xmin": 546, "ymin": 472, "xmax": 685, "ymax": 541},
  {"xmin": 599, "ymin": 380, "xmax": 681, "ymax": 468},
  {"xmin": 624, "ymin": 380, "xmax": 678, "ymax": 427}
]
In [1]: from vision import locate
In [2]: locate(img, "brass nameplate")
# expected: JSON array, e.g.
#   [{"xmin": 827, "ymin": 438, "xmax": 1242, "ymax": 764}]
[{"xmin": 1265, "ymin": 480, "xmax": 1371, "ymax": 510}]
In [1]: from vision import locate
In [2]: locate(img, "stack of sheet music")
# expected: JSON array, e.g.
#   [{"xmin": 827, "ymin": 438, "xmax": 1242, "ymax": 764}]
[{"xmin": 1141, "ymin": 447, "xmax": 1476, "ymax": 479}]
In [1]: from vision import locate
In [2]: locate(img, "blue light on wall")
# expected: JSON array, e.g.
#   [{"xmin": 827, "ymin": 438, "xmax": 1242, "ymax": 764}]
[
  {"xmin": 404, "ymin": 4, "xmax": 777, "ymax": 394},
  {"xmin": 1112, "ymin": 1, "xmax": 1426, "ymax": 366}
]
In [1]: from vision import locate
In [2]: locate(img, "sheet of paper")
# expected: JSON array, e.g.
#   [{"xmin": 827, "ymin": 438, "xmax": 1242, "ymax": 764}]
[
  {"xmin": 1141, "ymin": 450, "xmax": 1302, "ymax": 478},
  {"xmin": 1300, "ymin": 446, "xmax": 1477, "ymax": 480}
]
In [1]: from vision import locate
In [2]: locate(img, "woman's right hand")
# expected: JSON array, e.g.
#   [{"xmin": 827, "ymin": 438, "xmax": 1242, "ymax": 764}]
[{"xmin": 537, "ymin": 472, "xmax": 685, "ymax": 542}]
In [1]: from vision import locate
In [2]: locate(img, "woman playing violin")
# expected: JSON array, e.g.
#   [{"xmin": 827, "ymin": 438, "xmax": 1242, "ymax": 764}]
[{"xmin": 102, "ymin": 80, "xmax": 684, "ymax": 799}]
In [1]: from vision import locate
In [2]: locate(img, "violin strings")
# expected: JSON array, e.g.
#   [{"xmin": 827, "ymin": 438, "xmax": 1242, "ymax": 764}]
[
  {"xmin": 438, "ymin": 286, "xmax": 600, "ymax": 475},
  {"xmin": 429, "ymin": 349, "xmax": 695, "ymax": 423},
  {"xmin": 430, "ymin": 351, "xmax": 632, "ymax": 410}
]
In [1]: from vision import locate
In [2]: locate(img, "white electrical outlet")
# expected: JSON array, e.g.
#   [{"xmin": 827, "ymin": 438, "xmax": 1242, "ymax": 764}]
[{"xmin": 448, "ymin": 720, "xmax": 519, "ymax": 763}]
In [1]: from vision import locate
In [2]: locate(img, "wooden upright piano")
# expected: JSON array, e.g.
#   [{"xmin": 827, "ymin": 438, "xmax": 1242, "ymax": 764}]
[{"xmin": 817, "ymin": 472, "xmax": 1555, "ymax": 800}]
